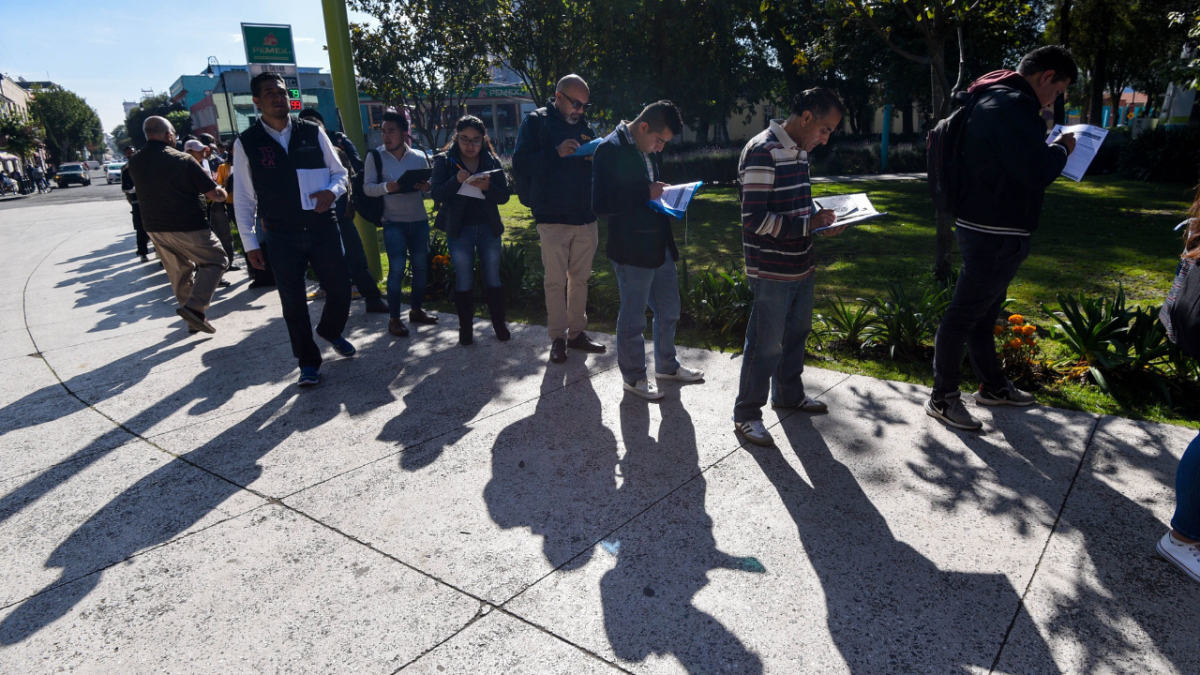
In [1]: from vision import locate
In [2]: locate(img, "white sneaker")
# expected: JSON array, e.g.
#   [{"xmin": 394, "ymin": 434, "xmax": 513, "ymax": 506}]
[
  {"xmin": 657, "ymin": 365, "xmax": 704, "ymax": 382},
  {"xmin": 1157, "ymin": 531, "xmax": 1200, "ymax": 585},
  {"xmin": 623, "ymin": 379, "xmax": 664, "ymax": 400},
  {"xmin": 734, "ymin": 420, "xmax": 774, "ymax": 447}
]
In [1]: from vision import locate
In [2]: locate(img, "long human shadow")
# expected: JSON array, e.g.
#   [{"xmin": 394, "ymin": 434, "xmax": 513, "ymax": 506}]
[
  {"xmin": 484, "ymin": 359, "xmax": 618, "ymax": 573},
  {"xmin": 600, "ymin": 396, "xmax": 765, "ymax": 674},
  {"xmin": 0, "ymin": 381, "xmax": 361, "ymax": 645},
  {"xmin": 938, "ymin": 411, "xmax": 1200, "ymax": 672},
  {"xmin": 378, "ymin": 339, "xmax": 544, "ymax": 471},
  {"xmin": 743, "ymin": 412, "xmax": 1061, "ymax": 674}
]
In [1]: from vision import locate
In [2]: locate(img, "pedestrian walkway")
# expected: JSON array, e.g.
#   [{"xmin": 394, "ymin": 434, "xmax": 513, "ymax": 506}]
[
  {"xmin": 812, "ymin": 171, "xmax": 927, "ymax": 183},
  {"xmin": 0, "ymin": 199, "xmax": 1195, "ymax": 674}
]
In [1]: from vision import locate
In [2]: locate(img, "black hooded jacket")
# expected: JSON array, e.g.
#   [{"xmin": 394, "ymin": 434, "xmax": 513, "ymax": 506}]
[{"xmin": 512, "ymin": 100, "xmax": 598, "ymax": 225}]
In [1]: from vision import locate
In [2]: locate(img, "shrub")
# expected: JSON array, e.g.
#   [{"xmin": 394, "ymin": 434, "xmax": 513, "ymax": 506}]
[
  {"xmin": 1119, "ymin": 125, "xmax": 1200, "ymax": 184},
  {"xmin": 994, "ymin": 314, "xmax": 1050, "ymax": 386},
  {"xmin": 816, "ymin": 294, "xmax": 877, "ymax": 350},
  {"xmin": 661, "ymin": 146, "xmax": 741, "ymax": 185},
  {"xmin": 686, "ymin": 266, "xmax": 754, "ymax": 334},
  {"xmin": 864, "ymin": 281, "xmax": 950, "ymax": 358},
  {"xmin": 1041, "ymin": 287, "xmax": 1131, "ymax": 391}
]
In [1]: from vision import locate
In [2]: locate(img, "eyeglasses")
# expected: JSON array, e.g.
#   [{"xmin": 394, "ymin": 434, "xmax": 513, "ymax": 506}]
[
  {"xmin": 458, "ymin": 136, "xmax": 484, "ymax": 147},
  {"xmin": 559, "ymin": 91, "xmax": 591, "ymax": 112}
]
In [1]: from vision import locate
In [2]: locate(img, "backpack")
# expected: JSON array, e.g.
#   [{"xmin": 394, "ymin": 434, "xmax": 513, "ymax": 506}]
[
  {"xmin": 927, "ymin": 71, "xmax": 1019, "ymax": 215},
  {"xmin": 1162, "ymin": 257, "xmax": 1200, "ymax": 359},
  {"xmin": 354, "ymin": 149, "xmax": 385, "ymax": 225},
  {"xmin": 513, "ymin": 109, "xmax": 551, "ymax": 208}
]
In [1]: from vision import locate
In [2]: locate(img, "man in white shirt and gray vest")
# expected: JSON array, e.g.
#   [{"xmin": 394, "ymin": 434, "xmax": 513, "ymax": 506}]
[{"xmin": 233, "ymin": 72, "xmax": 356, "ymax": 387}]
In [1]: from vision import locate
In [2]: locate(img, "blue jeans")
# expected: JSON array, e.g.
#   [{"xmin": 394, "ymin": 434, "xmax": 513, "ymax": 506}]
[
  {"xmin": 383, "ymin": 220, "xmax": 430, "ymax": 317},
  {"xmin": 733, "ymin": 275, "xmax": 815, "ymax": 423},
  {"xmin": 449, "ymin": 224, "xmax": 502, "ymax": 292},
  {"xmin": 932, "ymin": 228, "xmax": 1032, "ymax": 398},
  {"xmin": 264, "ymin": 220, "xmax": 351, "ymax": 370},
  {"xmin": 1174, "ymin": 432, "xmax": 1200, "ymax": 540},
  {"xmin": 611, "ymin": 259, "xmax": 682, "ymax": 385}
]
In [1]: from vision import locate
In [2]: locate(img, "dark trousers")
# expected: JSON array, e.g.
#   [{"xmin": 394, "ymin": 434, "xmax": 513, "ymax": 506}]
[
  {"xmin": 208, "ymin": 202, "xmax": 236, "ymax": 266},
  {"xmin": 335, "ymin": 214, "xmax": 382, "ymax": 302},
  {"xmin": 130, "ymin": 203, "xmax": 150, "ymax": 256},
  {"xmin": 267, "ymin": 221, "xmax": 352, "ymax": 370},
  {"xmin": 932, "ymin": 228, "xmax": 1032, "ymax": 398}
]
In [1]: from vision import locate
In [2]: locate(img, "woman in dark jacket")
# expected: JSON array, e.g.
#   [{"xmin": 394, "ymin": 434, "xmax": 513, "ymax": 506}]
[{"xmin": 430, "ymin": 115, "xmax": 512, "ymax": 345}]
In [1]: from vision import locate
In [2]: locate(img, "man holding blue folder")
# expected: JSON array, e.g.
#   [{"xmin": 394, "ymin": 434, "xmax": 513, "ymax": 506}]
[
  {"xmin": 593, "ymin": 100, "xmax": 704, "ymax": 400},
  {"xmin": 513, "ymin": 74, "xmax": 608, "ymax": 364}
]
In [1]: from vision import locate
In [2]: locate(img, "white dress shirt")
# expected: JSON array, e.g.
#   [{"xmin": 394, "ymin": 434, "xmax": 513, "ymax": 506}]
[{"xmin": 232, "ymin": 118, "xmax": 348, "ymax": 252}]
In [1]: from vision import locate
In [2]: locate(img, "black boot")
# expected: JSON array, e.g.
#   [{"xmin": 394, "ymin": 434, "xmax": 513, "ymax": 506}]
[
  {"xmin": 484, "ymin": 286, "xmax": 511, "ymax": 341},
  {"xmin": 454, "ymin": 290, "xmax": 474, "ymax": 346}
]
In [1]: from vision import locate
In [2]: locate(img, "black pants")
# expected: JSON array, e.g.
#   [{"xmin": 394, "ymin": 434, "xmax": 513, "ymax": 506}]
[
  {"xmin": 131, "ymin": 203, "xmax": 150, "ymax": 256},
  {"xmin": 207, "ymin": 202, "xmax": 236, "ymax": 266},
  {"xmin": 932, "ymin": 227, "xmax": 1032, "ymax": 398},
  {"xmin": 335, "ymin": 213, "xmax": 382, "ymax": 302},
  {"xmin": 266, "ymin": 221, "xmax": 352, "ymax": 370}
]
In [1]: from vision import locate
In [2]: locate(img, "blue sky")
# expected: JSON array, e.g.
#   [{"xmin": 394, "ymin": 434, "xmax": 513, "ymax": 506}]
[{"xmin": 0, "ymin": 0, "xmax": 372, "ymax": 132}]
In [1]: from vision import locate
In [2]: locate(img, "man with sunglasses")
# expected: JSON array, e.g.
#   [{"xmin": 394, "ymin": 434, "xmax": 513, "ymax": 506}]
[{"xmin": 513, "ymin": 74, "xmax": 607, "ymax": 364}]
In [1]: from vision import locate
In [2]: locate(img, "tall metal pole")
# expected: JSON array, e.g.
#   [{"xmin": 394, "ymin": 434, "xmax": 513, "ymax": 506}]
[{"xmin": 321, "ymin": 0, "xmax": 381, "ymax": 279}]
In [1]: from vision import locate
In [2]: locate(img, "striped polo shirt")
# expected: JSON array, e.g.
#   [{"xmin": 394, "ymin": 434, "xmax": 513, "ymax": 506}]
[{"xmin": 738, "ymin": 121, "xmax": 815, "ymax": 281}]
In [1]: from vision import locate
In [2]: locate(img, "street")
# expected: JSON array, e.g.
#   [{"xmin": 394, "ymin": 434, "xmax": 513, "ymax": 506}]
[{"xmin": 0, "ymin": 168, "xmax": 126, "ymax": 212}]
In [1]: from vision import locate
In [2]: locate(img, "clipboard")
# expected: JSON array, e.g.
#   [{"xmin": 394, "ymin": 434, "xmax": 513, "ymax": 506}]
[{"xmin": 395, "ymin": 168, "xmax": 433, "ymax": 193}]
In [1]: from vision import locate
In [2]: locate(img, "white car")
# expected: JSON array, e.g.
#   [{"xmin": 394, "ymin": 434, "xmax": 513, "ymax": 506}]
[{"xmin": 106, "ymin": 162, "xmax": 126, "ymax": 184}]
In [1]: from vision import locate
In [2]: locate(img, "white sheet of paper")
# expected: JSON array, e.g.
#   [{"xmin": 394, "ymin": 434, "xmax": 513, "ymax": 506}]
[
  {"xmin": 653, "ymin": 182, "xmax": 700, "ymax": 212},
  {"xmin": 298, "ymin": 168, "xmax": 331, "ymax": 210},
  {"xmin": 457, "ymin": 180, "xmax": 486, "ymax": 199},
  {"xmin": 1047, "ymin": 124, "xmax": 1108, "ymax": 182},
  {"xmin": 811, "ymin": 192, "xmax": 883, "ymax": 229}
]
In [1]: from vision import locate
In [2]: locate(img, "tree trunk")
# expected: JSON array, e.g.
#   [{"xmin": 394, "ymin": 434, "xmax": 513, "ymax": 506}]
[
  {"xmin": 902, "ymin": 97, "xmax": 914, "ymax": 134},
  {"xmin": 1087, "ymin": 17, "xmax": 1111, "ymax": 124},
  {"xmin": 930, "ymin": 47, "xmax": 955, "ymax": 282}
]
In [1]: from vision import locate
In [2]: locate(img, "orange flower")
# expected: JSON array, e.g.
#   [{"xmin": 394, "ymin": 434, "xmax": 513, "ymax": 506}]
[
  {"xmin": 1008, "ymin": 338, "xmax": 1023, "ymax": 349},
  {"xmin": 1027, "ymin": 324, "xmax": 1037, "ymax": 333},
  {"xmin": 993, "ymin": 325, "xmax": 1004, "ymax": 335},
  {"xmin": 1008, "ymin": 314, "xmax": 1025, "ymax": 326},
  {"xmin": 1024, "ymin": 338, "xmax": 1036, "ymax": 346}
]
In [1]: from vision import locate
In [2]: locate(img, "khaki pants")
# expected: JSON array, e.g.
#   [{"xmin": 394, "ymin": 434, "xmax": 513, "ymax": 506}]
[
  {"xmin": 148, "ymin": 229, "xmax": 228, "ymax": 314},
  {"xmin": 538, "ymin": 221, "xmax": 598, "ymax": 340}
]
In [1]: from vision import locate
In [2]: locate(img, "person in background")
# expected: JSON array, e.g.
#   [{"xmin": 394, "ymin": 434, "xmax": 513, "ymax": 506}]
[
  {"xmin": 362, "ymin": 110, "xmax": 439, "ymax": 337},
  {"xmin": 429, "ymin": 115, "xmax": 512, "ymax": 346},
  {"xmin": 28, "ymin": 163, "xmax": 48, "ymax": 194},
  {"xmin": 926, "ymin": 45, "xmax": 1078, "ymax": 431},
  {"xmin": 185, "ymin": 139, "xmax": 238, "ymax": 275},
  {"xmin": 731, "ymin": 88, "xmax": 847, "ymax": 447},
  {"xmin": 513, "ymin": 73, "xmax": 607, "ymax": 364},
  {"xmin": 297, "ymin": 108, "xmax": 363, "ymax": 174},
  {"xmin": 126, "ymin": 116, "xmax": 228, "ymax": 333},
  {"xmin": 592, "ymin": 100, "xmax": 704, "ymax": 401},
  {"xmin": 296, "ymin": 107, "xmax": 389, "ymax": 315},
  {"xmin": 1159, "ymin": 193, "xmax": 1200, "ymax": 586},
  {"xmin": 233, "ymin": 72, "xmax": 356, "ymax": 387},
  {"xmin": 119, "ymin": 146, "xmax": 151, "ymax": 262}
]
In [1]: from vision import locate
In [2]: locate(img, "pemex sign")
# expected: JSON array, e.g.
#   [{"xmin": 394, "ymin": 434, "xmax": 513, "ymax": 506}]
[{"xmin": 241, "ymin": 23, "xmax": 296, "ymax": 64}]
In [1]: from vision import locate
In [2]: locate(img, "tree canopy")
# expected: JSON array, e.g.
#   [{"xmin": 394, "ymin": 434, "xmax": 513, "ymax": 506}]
[{"xmin": 27, "ymin": 85, "xmax": 103, "ymax": 165}]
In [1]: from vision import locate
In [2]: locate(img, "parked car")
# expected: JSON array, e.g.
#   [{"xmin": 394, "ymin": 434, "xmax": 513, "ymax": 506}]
[
  {"xmin": 56, "ymin": 164, "xmax": 91, "ymax": 188},
  {"xmin": 106, "ymin": 162, "xmax": 126, "ymax": 184},
  {"xmin": 83, "ymin": 160, "xmax": 100, "ymax": 171}
]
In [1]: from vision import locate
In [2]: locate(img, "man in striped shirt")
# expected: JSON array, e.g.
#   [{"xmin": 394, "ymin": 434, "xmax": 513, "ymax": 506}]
[{"xmin": 733, "ymin": 89, "xmax": 846, "ymax": 447}]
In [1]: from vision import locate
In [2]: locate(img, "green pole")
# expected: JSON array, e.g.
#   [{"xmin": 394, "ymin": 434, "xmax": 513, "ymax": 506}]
[{"xmin": 320, "ymin": 0, "xmax": 382, "ymax": 281}]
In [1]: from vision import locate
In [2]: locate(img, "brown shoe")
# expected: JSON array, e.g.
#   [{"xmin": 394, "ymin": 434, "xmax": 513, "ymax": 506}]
[
  {"xmin": 410, "ymin": 308, "xmax": 439, "ymax": 324},
  {"xmin": 388, "ymin": 317, "xmax": 410, "ymax": 337}
]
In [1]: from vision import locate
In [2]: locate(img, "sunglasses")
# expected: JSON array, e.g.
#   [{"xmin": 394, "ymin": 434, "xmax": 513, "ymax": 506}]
[{"xmin": 560, "ymin": 91, "xmax": 591, "ymax": 112}]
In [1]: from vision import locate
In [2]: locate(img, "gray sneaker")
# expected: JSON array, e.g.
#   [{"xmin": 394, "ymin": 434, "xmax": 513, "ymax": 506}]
[
  {"xmin": 925, "ymin": 392, "xmax": 982, "ymax": 431},
  {"xmin": 973, "ymin": 384, "xmax": 1036, "ymax": 407},
  {"xmin": 734, "ymin": 419, "xmax": 774, "ymax": 447}
]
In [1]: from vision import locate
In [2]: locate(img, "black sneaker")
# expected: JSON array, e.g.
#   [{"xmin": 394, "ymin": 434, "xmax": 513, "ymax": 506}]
[
  {"xmin": 973, "ymin": 384, "xmax": 1035, "ymax": 407},
  {"xmin": 549, "ymin": 338, "xmax": 568, "ymax": 363},
  {"xmin": 925, "ymin": 392, "xmax": 982, "ymax": 431},
  {"xmin": 566, "ymin": 332, "xmax": 607, "ymax": 354}
]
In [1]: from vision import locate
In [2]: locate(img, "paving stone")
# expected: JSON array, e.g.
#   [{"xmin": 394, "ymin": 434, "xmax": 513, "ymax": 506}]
[
  {"xmin": 996, "ymin": 416, "xmax": 1200, "ymax": 675},
  {"xmin": 0, "ymin": 396, "xmax": 132, "ymax": 483},
  {"xmin": 0, "ymin": 505, "xmax": 480, "ymax": 674}
]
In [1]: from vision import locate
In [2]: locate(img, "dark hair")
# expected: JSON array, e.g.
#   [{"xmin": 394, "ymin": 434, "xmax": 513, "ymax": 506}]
[
  {"xmin": 250, "ymin": 72, "xmax": 286, "ymax": 98},
  {"xmin": 1185, "ymin": 184, "xmax": 1200, "ymax": 261},
  {"xmin": 442, "ymin": 115, "xmax": 494, "ymax": 154},
  {"xmin": 791, "ymin": 88, "xmax": 845, "ymax": 119},
  {"xmin": 381, "ymin": 110, "xmax": 409, "ymax": 132},
  {"xmin": 197, "ymin": 133, "xmax": 215, "ymax": 145},
  {"xmin": 1017, "ymin": 45, "xmax": 1078, "ymax": 84},
  {"xmin": 297, "ymin": 108, "xmax": 324, "ymax": 124},
  {"xmin": 637, "ymin": 100, "xmax": 683, "ymax": 136}
]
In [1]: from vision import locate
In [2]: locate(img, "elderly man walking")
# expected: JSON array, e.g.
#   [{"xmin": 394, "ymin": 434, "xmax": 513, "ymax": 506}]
[{"xmin": 127, "ymin": 116, "xmax": 229, "ymax": 333}]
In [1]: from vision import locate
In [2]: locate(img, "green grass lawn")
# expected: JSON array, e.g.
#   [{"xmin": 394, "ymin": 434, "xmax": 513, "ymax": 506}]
[{"xmin": 372, "ymin": 175, "xmax": 1198, "ymax": 427}]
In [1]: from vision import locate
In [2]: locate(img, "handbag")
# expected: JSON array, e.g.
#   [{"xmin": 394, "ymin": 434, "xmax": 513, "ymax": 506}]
[{"xmin": 1162, "ymin": 257, "xmax": 1200, "ymax": 359}]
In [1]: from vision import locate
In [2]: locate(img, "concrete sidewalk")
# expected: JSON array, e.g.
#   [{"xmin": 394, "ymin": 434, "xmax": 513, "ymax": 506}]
[{"xmin": 0, "ymin": 200, "xmax": 1195, "ymax": 674}]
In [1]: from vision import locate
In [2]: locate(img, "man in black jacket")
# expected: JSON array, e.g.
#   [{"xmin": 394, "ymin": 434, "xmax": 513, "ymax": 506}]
[
  {"xmin": 119, "ymin": 145, "xmax": 151, "ymax": 261},
  {"xmin": 514, "ymin": 74, "xmax": 607, "ymax": 363},
  {"xmin": 593, "ymin": 100, "xmax": 704, "ymax": 401},
  {"xmin": 927, "ymin": 45, "xmax": 1078, "ymax": 431}
]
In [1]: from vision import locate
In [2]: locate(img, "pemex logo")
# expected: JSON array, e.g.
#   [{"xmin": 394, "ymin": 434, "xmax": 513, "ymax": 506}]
[{"xmin": 264, "ymin": 33, "xmax": 278, "ymax": 46}]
